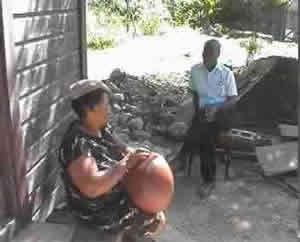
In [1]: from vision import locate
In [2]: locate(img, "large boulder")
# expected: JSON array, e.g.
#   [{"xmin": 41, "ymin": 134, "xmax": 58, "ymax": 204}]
[
  {"xmin": 131, "ymin": 130, "xmax": 152, "ymax": 141},
  {"xmin": 167, "ymin": 122, "xmax": 189, "ymax": 141},
  {"xmin": 110, "ymin": 68, "xmax": 126, "ymax": 83},
  {"xmin": 113, "ymin": 93, "xmax": 125, "ymax": 102},
  {"xmin": 128, "ymin": 117, "xmax": 144, "ymax": 131},
  {"xmin": 236, "ymin": 56, "xmax": 298, "ymax": 128},
  {"xmin": 173, "ymin": 98, "xmax": 194, "ymax": 125},
  {"xmin": 119, "ymin": 113, "xmax": 133, "ymax": 125}
]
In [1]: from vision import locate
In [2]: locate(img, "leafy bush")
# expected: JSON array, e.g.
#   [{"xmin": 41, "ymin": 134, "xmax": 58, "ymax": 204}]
[
  {"xmin": 240, "ymin": 34, "xmax": 262, "ymax": 65},
  {"xmin": 217, "ymin": 0, "xmax": 291, "ymax": 24},
  {"xmin": 240, "ymin": 35, "xmax": 261, "ymax": 56},
  {"xmin": 89, "ymin": 0, "xmax": 144, "ymax": 33},
  {"xmin": 87, "ymin": 34, "xmax": 116, "ymax": 50},
  {"xmin": 139, "ymin": 16, "xmax": 160, "ymax": 35},
  {"xmin": 262, "ymin": 0, "xmax": 291, "ymax": 8},
  {"xmin": 165, "ymin": 0, "xmax": 219, "ymax": 29},
  {"xmin": 217, "ymin": 0, "xmax": 249, "ymax": 23},
  {"xmin": 89, "ymin": 5, "xmax": 123, "ymax": 27}
]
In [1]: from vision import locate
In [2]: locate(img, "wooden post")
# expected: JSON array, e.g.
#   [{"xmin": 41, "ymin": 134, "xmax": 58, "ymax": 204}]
[
  {"xmin": 298, "ymin": 25, "xmax": 300, "ymax": 238},
  {"xmin": 126, "ymin": 0, "xmax": 130, "ymax": 33},
  {"xmin": 79, "ymin": 0, "xmax": 88, "ymax": 79},
  {"xmin": 0, "ymin": 0, "xmax": 23, "ymax": 220}
]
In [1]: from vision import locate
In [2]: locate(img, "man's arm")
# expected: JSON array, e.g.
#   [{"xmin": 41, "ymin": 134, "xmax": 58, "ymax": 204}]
[
  {"xmin": 220, "ymin": 70, "xmax": 238, "ymax": 110},
  {"xmin": 219, "ymin": 95, "xmax": 238, "ymax": 111}
]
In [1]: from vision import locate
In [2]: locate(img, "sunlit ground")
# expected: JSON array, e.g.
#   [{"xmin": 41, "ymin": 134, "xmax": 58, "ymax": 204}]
[
  {"xmin": 160, "ymin": 158, "xmax": 297, "ymax": 242},
  {"xmin": 88, "ymin": 27, "xmax": 297, "ymax": 79},
  {"xmin": 87, "ymin": 27, "xmax": 298, "ymax": 242}
]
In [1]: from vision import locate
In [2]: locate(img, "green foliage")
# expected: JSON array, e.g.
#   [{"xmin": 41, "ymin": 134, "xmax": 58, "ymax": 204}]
[
  {"xmin": 89, "ymin": 0, "xmax": 126, "ymax": 15},
  {"xmin": 87, "ymin": 34, "xmax": 116, "ymax": 50},
  {"xmin": 217, "ymin": 0, "xmax": 292, "ymax": 24},
  {"xmin": 165, "ymin": 0, "xmax": 219, "ymax": 29},
  {"xmin": 240, "ymin": 34, "xmax": 262, "ymax": 66},
  {"xmin": 219, "ymin": 25, "xmax": 230, "ymax": 35},
  {"xmin": 89, "ymin": 0, "xmax": 144, "ymax": 33},
  {"xmin": 90, "ymin": 5, "xmax": 123, "ymax": 27},
  {"xmin": 139, "ymin": 16, "xmax": 160, "ymax": 35},
  {"xmin": 240, "ymin": 35, "xmax": 262, "ymax": 56},
  {"xmin": 262, "ymin": 0, "xmax": 291, "ymax": 8},
  {"xmin": 217, "ymin": 0, "xmax": 249, "ymax": 23}
]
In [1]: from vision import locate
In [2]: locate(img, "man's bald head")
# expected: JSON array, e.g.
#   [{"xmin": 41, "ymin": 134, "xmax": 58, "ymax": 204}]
[
  {"xmin": 203, "ymin": 39, "xmax": 221, "ymax": 70},
  {"xmin": 204, "ymin": 39, "xmax": 221, "ymax": 54}
]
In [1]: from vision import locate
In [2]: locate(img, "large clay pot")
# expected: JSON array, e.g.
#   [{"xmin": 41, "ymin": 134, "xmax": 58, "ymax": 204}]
[{"xmin": 124, "ymin": 154, "xmax": 174, "ymax": 214}]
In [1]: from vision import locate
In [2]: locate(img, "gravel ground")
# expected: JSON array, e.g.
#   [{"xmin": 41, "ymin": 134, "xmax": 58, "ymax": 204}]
[
  {"xmin": 88, "ymin": 27, "xmax": 297, "ymax": 80},
  {"xmin": 88, "ymin": 27, "xmax": 299, "ymax": 242},
  {"xmin": 159, "ymin": 159, "xmax": 298, "ymax": 242}
]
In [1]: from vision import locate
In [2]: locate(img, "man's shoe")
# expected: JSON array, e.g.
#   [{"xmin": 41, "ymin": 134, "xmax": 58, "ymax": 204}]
[{"xmin": 197, "ymin": 182, "xmax": 216, "ymax": 199}]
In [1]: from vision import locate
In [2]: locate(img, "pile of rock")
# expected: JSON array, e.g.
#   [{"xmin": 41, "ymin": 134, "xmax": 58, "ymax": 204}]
[
  {"xmin": 235, "ymin": 56, "xmax": 298, "ymax": 129},
  {"xmin": 105, "ymin": 56, "xmax": 298, "ymax": 157},
  {"xmin": 104, "ymin": 68, "xmax": 188, "ymax": 158}
]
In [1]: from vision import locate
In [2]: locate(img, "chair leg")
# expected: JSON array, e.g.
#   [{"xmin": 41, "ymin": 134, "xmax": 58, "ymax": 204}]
[
  {"xmin": 186, "ymin": 152, "xmax": 194, "ymax": 176},
  {"xmin": 224, "ymin": 148, "xmax": 232, "ymax": 180}
]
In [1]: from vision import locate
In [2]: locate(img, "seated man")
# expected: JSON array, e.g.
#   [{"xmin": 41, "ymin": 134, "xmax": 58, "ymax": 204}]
[
  {"xmin": 59, "ymin": 79, "xmax": 166, "ymax": 240},
  {"xmin": 172, "ymin": 39, "xmax": 238, "ymax": 198}
]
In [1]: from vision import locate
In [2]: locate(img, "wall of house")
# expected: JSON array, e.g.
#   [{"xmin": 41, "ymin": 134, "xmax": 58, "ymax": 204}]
[{"xmin": 12, "ymin": 0, "xmax": 86, "ymax": 221}]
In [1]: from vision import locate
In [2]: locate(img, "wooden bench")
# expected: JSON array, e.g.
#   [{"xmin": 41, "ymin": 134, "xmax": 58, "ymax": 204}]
[{"xmin": 185, "ymin": 129, "xmax": 258, "ymax": 180}]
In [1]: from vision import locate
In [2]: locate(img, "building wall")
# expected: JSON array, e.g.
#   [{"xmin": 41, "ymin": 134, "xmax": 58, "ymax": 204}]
[{"xmin": 12, "ymin": 0, "xmax": 85, "ymax": 221}]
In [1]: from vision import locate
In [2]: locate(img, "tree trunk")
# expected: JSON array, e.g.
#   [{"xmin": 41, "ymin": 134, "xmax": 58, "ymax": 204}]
[{"xmin": 126, "ymin": 0, "xmax": 130, "ymax": 33}]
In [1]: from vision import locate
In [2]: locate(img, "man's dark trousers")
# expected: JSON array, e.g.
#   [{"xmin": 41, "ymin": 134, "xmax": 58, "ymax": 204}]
[{"xmin": 179, "ymin": 107, "xmax": 234, "ymax": 183}]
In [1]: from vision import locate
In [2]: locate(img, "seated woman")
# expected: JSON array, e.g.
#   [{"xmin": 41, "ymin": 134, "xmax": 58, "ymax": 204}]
[{"xmin": 59, "ymin": 79, "xmax": 166, "ymax": 241}]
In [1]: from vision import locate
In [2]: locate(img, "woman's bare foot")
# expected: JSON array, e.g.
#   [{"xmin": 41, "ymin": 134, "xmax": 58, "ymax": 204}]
[{"xmin": 145, "ymin": 211, "xmax": 167, "ymax": 238}]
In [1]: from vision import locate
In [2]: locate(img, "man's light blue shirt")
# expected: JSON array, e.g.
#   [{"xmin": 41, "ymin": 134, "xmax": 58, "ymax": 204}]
[{"xmin": 190, "ymin": 62, "xmax": 238, "ymax": 108}]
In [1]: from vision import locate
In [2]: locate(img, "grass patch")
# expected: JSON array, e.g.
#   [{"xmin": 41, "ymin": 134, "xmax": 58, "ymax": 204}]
[{"xmin": 87, "ymin": 34, "xmax": 117, "ymax": 50}]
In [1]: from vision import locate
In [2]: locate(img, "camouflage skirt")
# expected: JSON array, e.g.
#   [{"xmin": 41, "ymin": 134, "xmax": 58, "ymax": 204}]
[{"xmin": 75, "ymin": 199, "xmax": 159, "ymax": 239}]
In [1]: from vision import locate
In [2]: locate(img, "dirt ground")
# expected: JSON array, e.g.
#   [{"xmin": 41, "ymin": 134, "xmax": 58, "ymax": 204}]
[
  {"xmin": 87, "ymin": 27, "xmax": 299, "ymax": 242},
  {"xmin": 47, "ymin": 154, "xmax": 298, "ymax": 242},
  {"xmin": 157, "ymin": 158, "xmax": 298, "ymax": 242},
  {"xmin": 88, "ymin": 27, "xmax": 298, "ymax": 80}
]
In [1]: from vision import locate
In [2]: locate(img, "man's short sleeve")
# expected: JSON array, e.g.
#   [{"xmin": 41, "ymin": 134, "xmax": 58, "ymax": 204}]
[{"xmin": 225, "ymin": 70, "xmax": 238, "ymax": 97}]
